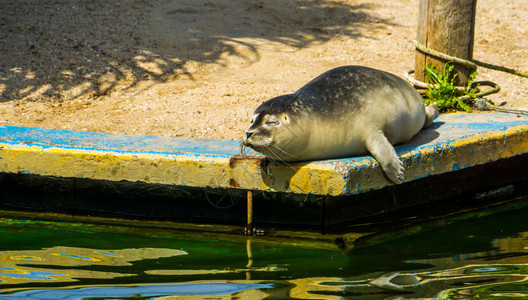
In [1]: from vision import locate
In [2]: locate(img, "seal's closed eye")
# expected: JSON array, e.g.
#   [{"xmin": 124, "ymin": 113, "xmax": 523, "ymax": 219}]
[{"xmin": 265, "ymin": 120, "xmax": 280, "ymax": 126}]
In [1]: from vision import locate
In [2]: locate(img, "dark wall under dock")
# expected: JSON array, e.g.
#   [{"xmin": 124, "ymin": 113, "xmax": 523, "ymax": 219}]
[{"xmin": 1, "ymin": 153, "xmax": 527, "ymax": 233}]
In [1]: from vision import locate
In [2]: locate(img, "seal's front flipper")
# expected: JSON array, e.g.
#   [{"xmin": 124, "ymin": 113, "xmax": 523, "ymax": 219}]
[{"xmin": 365, "ymin": 131, "xmax": 404, "ymax": 184}]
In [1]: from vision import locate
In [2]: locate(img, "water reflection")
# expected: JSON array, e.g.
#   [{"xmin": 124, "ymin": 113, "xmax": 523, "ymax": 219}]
[
  {"xmin": 318, "ymin": 205, "xmax": 528, "ymax": 299},
  {"xmin": 0, "ymin": 282, "xmax": 273, "ymax": 299},
  {"xmin": 0, "ymin": 247, "xmax": 187, "ymax": 285},
  {"xmin": 0, "ymin": 202, "xmax": 527, "ymax": 299}
]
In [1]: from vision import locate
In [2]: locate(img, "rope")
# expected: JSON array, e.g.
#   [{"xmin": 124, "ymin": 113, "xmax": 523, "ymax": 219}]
[
  {"xmin": 404, "ymin": 69, "xmax": 500, "ymax": 100},
  {"xmin": 404, "ymin": 69, "xmax": 466, "ymax": 91},
  {"xmin": 458, "ymin": 81, "xmax": 500, "ymax": 101},
  {"xmin": 412, "ymin": 40, "xmax": 477, "ymax": 70},
  {"xmin": 412, "ymin": 40, "xmax": 528, "ymax": 78},
  {"xmin": 475, "ymin": 98, "xmax": 528, "ymax": 114},
  {"xmin": 407, "ymin": 40, "xmax": 528, "ymax": 114}
]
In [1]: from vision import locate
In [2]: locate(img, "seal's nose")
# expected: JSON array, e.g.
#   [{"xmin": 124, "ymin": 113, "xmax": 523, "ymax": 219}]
[{"xmin": 245, "ymin": 132, "xmax": 253, "ymax": 139}]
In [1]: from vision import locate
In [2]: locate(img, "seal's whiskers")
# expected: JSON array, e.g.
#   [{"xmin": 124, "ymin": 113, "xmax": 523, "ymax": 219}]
[
  {"xmin": 270, "ymin": 145, "xmax": 299, "ymax": 160},
  {"xmin": 239, "ymin": 143, "xmax": 247, "ymax": 157},
  {"xmin": 260, "ymin": 147, "xmax": 287, "ymax": 166}
]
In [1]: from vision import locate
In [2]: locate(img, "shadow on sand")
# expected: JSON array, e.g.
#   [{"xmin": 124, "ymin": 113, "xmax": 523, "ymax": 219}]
[{"xmin": 0, "ymin": 0, "xmax": 394, "ymax": 102}]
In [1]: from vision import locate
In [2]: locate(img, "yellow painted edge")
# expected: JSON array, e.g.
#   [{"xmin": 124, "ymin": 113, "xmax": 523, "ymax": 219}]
[
  {"xmin": 0, "ymin": 144, "xmax": 231, "ymax": 187},
  {"xmin": 1, "ymin": 123, "xmax": 527, "ymax": 197}
]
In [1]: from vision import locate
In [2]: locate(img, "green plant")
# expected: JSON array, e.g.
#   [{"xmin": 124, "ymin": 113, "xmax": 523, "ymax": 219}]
[{"xmin": 423, "ymin": 62, "xmax": 480, "ymax": 113}]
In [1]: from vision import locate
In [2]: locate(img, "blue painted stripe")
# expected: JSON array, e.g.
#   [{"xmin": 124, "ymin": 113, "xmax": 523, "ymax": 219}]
[{"xmin": 0, "ymin": 125, "xmax": 248, "ymax": 158}]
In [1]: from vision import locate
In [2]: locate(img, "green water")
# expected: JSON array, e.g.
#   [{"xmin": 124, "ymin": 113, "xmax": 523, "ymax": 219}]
[{"xmin": 0, "ymin": 200, "xmax": 527, "ymax": 299}]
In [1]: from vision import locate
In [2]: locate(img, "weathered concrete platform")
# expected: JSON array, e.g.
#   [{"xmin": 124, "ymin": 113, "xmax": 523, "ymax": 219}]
[
  {"xmin": 0, "ymin": 112, "xmax": 527, "ymax": 228},
  {"xmin": 0, "ymin": 112, "xmax": 527, "ymax": 196}
]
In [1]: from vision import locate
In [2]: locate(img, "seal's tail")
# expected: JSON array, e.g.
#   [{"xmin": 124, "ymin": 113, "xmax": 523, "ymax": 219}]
[{"xmin": 423, "ymin": 103, "xmax": 439, "ymax": 128}]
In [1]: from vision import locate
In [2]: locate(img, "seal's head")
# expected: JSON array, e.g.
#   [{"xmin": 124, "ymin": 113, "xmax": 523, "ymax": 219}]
[{"xmin": 242, "ymin": 95, "xmax": 305, "ymax": 161}]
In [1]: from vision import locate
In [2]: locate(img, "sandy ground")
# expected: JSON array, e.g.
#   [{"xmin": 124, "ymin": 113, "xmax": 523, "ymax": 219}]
[{"xmin": 0, "ymin": 0, "xmax": 527, "ymax": 141}]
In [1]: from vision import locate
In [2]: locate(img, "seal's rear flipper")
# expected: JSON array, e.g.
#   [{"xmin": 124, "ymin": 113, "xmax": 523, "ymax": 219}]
[
  {"xmin": 366, "ymin": 131, "xmax": 404, "ymax": 184},
  {"xmin": 423, "ymin": 103, "xmax": 439, "ymax": 128}
]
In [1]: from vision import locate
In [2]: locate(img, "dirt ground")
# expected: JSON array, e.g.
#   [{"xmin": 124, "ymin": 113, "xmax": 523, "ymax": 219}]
[{"xmin": 0, "ymin": 0, "xmax": 526, "ymax": 140}]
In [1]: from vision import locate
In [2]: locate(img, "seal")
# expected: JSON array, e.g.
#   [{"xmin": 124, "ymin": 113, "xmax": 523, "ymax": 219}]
[{"xmin": 242, "ymin": 65, "xmax": 439, "ymax": 184}]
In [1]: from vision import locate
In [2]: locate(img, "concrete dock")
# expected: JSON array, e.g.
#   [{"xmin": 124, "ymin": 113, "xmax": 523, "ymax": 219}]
[{"xmin": 0, "ymin": 111, "xmax": 527, "ymax": 228}]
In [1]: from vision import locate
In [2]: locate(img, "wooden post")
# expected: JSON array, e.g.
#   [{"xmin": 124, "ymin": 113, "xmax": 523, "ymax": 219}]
[
  {"xmin": 415, "ymin": 0, "xmax": 477, "ymax": 86},
  {"xmin": 246, "ymin": 190, "xmax": 253, "ymax": 231}
]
